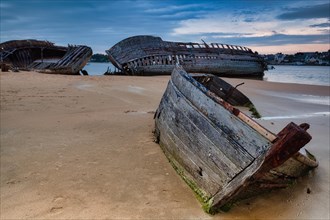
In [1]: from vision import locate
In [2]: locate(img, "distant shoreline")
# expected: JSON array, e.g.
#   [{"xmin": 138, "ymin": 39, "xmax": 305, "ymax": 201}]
[{"xmin": 268, "ymin": 63, "xmax": 330, "ymax": 66}]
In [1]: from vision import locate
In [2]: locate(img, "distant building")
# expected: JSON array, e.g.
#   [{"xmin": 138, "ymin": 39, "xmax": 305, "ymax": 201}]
[
  {"xmin": 274, "ymin": 53, "xmax": 286, "ymax": 64},
  {"xmin": 262, "ymin": 51, "xmax": 329, "ymax": 66}
]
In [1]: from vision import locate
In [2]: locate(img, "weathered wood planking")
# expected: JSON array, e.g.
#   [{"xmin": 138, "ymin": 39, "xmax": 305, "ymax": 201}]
[
  {"xmin": 154, "ymin": 66, "xmax": 317, "ymax": 213},
  {"xmin": 155, "ymin": 65, "xmax": 267, "ymax": 198},
  {"xmin": 0, "ymin": 39, "xmax": 92, "ymax": 75},
  {"xmin": 157, "ymin": 120, "xmax": 222, "ymax": 196},
  {"xmin": 106, "ymin": 35, "xmax": 267, "ymax": 77},
  {"xmin": 273, "ymin": 152, "xmax": 318, "ymax": 177},
  {"xmin": 193, "ymin": 75, "xmax": 251, "ymax": 106},
  {"xmin": 32, "ymin": 46, "xmax": 92, "ymax": 74},
  {"xmin": 161, "ymin": 91, "xmax": 241, "ymax": 178},
  {"xmin": 161, "ymin": 81, "xmax": 254, "ymax": 169},
  {"xmin": 170, "ymin": 68, "xmax": 272, "ymax": 158},
  {"xmin": 210, "ymin": 123, "xmax": 312, "ymax": 211}
]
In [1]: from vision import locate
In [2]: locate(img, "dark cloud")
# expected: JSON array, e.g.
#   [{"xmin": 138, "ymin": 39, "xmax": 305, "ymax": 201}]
[
  {"xmin": 260, "ymin": 34, "xmax": 329, "ymax": 45},
  {"xmin": 310, "ymin": 22, "xmax": 330, "ymax": 28},
  {"xmin": 203, "ymin": 33, "xmax": 329, "ymax": 47},
  {"xmin": 0, "ymin": 14, "xmax": 17, "ymax": 22},
  {"xmin": 240, "ymin": 10, "xmax": 254, "ymax": 15},
  {"xmin": 277, "ymin": 3, "xmax": 330, "ymax": 20}
]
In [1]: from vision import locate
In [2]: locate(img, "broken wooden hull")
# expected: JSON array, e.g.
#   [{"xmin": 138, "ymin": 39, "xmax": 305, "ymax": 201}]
[
  {"xmin": 0, "ymin": 39, "xmax": 92, "ymax": 75},
  {"xmin": 154, "ymin": 66, "xmax": 317, "ymax": 213},
  {"xmin": 106, "ymin": 35, "xmax": 266, "ymax": 77}
]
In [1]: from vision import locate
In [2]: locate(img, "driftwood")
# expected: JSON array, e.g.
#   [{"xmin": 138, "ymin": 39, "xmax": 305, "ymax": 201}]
[
  {"xmin": 106, "ymin": 35, "xmax": 267, "ymax": 77},
  {"xmin": 0, "ymin": 39, "xmax": 92, "ymax": 75},
  {"xmin": 154, "ymin": 65, "xmax": 318, "ymax": 213}
]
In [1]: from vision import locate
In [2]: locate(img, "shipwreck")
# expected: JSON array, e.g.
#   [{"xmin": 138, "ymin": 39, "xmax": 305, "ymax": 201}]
[
  {"xmin": 106, "ymin": 35, "xmax": 267, "ymax": 77},
  {"xmin": 0, "ymin": 39, "xmax": 92, "ymax": 75},
  {"xmin": 154, "ymin": 65, "xmax": 318, "ymax": 213}
]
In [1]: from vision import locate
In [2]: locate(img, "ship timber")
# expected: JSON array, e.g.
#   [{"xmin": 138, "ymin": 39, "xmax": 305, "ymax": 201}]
[
  {"xmin": 0, "ymin": 39, "xmax": 92, "ymax": 75},
  {"xmin": 154, "ymin": 65, "xmax": 318, "ymax": 213},
  {"xmin": 106, "ymin": 35, "xmax": 267, "ymax": 77}
]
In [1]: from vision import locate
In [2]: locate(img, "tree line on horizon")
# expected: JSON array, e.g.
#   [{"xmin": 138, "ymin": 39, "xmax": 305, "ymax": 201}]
[{"xmin": 90, "ymin": 54, "xmax": 110, "ymax": 62}]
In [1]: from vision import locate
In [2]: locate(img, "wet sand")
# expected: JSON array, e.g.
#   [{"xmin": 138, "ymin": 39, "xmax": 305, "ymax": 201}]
[{"xmin": 1, "ymin": 71, "xmax": 329, "ymax": 219}]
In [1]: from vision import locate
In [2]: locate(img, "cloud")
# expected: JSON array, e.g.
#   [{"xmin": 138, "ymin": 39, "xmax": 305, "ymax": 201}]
[
  {"xmin": 170, "ymin": 1, "xmax": 329, "ymax": 50},
  {"xmin": 244, "ymin": 18, "xmax": 256, "ymax": 22},
  {"xmin": 0, "ymin": 14, "xmax": 38, "ymax": 25},
  {"xmin": 92, "ymin": 27, "xmax": 116, "ymax": 34},
  {"xmin": 156, "ymin": 10, "xmax": 206, "ymax": 19},
  {"xmin": 251, "ymin": 43, "xmax": 330, "ymax": 54},
  {"xmin": 200, "ymin": 33, "xmax": 329, "ymax": 47},
  {"xmin": 310, "ymin": 22, "xmax": 330, "ymax": 28},
  {"xmin": 171, "ymin": 13, "xmax": 328, "ymax": 37},
  {"xmin": 0, "ymin": 2, "xmax": 11, "ymax": 8},
  {"xmin": 144, "ymin": 4, "xmax": 202, "ymax": 13},
  {"xmin": 141, "ymin": 2, "xmax": 208, "ymax": 21},
  {"xmin": 277, "ymin": 3, "xmax": 330, "ymax": 20},
  {"xmin": 244, "ymin": 34, "xmax": 329, "ymax": 45},
  {"xmin": 2, "ymin": 0, "xmax": 329, "ymax": 55}
]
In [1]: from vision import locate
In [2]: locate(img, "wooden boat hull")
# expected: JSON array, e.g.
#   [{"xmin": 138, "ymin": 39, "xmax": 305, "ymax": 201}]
[
  {"xmin": 106, "ymin": 35, "xmax": 266, "ymax": 77},
  {"xmin": 0, "ymin": 40, "xmax": 92, "ymax": 75},
  {"xmin": 154, "ymin": 66, "xmax": 317, "ymax": 213}
]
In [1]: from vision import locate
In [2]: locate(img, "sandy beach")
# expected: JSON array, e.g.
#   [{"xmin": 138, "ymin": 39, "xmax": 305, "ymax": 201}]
[{"xmin": 1, "ymin": 70, "xmax": 329, "ymax": 219}]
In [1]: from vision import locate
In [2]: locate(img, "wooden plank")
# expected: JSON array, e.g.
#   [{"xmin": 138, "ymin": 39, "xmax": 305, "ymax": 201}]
[
  {"xmin": 158, "ymin": 134, "xmax": 212, "ymax": 201},
  {"xmin": 160, "ymin": 92, "xmax": 240, "ymax": 179},
  {"xmin": 210, "ymin": 122, "xmax": 312, "ymax": 212},
  {"xmin": 236, "ymin": 112, "xmax": 277, "ymax": 142},
  {"xmin": 165, "ymin": 80, "xmax": 254, "ymax": 169},
  {"xmin": 258, "ymin": 123, "xmax": 311, "ymax": 173},
  {"xmin": 171, "ymin": 68, "xmax": 271, "ymax": 157},
  {"xmin": 192, "ymin": 75, "xmax": 251, "ymax": 107},
  {"xmin": 157, "ymin": 112, "xmax": 222, "ymax": 196},
  {"xmin": 160, "ymin": 125, "xmax": 222, "ymax": 196},
  {"xmin": 58, "ymin": 46, "xmax": 84, "ymax": 66}
]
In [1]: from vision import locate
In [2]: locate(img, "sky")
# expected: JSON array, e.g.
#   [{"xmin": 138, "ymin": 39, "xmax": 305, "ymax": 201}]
[{"xmin": 1, "ymin": 0, "xmax": 329, "ymax": 54}]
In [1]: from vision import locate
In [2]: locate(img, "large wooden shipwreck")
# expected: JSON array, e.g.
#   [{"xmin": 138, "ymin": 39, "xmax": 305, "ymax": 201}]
[
  {"xmin": 106, "ymin": 35, "xmax": 267, "ymax": 77},
  {"xmin": 0, "ymin": 39, "xmax": 92, "ymax": 74},
  {"xmin": 154, "ymin": 65, "xmax": 318, "ymax": 213}
]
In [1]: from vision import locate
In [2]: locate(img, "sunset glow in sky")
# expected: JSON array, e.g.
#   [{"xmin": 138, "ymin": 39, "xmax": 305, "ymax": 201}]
[{"xmin": 1, "ymin": 0, "xmax": 329, "ymax": 54}]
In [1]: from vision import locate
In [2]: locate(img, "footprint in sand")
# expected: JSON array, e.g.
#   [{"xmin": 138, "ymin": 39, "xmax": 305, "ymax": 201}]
[
  {"xmin": 6, "ymin": 179, "xmax": 21, "ymax": 185},
  {"xmin": 49, "ymin": 206, "xmax": 63, "ymax": 214},
  {"xmin": 54, "ymin": 162, "xmax": 63, "ymax": 170},
  {"xmin": 50, "ymin": 196, "xmax": 65, "ymax": 214},
  {"xmin": 53, "ymin": 196, "xmax": 65, "ymax": 203}
]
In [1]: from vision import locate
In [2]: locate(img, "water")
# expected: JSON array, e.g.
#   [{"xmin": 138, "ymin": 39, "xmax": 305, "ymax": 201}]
[
  {"xmin": 83, "ymin": 62, "xmax": 115, "ymax": 76},
  {"xmin": 261, "ymin": 112, "xmax": 330, "ymax": 120},
  {"xmin": 259, "ymin": 91, "xmax": 329, "ymax": 106},
  {"xmin": 264, "ymin": 65, "xmax": 329, "ymax": 86},
  {"xmin": 84, "ymin": 63, "xmax": 330, "ymax": 86}
]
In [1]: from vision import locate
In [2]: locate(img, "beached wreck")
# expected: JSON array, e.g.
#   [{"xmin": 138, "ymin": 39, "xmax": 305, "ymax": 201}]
[
  {"xmin": 0, "ymin": 39, "xmax": 92, "ymax": 74},
  {"xmin": 106, "ymin": 35, "xmax": 267, "ymax": 77},
  {"xmin": 154, "ymin": 65, "xmax": 318, "ymax": 213}
]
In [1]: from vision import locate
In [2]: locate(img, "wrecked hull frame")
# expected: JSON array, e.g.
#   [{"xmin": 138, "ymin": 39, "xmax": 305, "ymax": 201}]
[
  {"xmin": 0, "ymin": 39, "xmax": 92, "ymax": 75},
  {"xmin": 106, "ymin": 35, "xmax": 267, "ymax": 77},
  {"xmin": 154, "ymin": 66, "xmax": 317, "ymax": 213}
]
